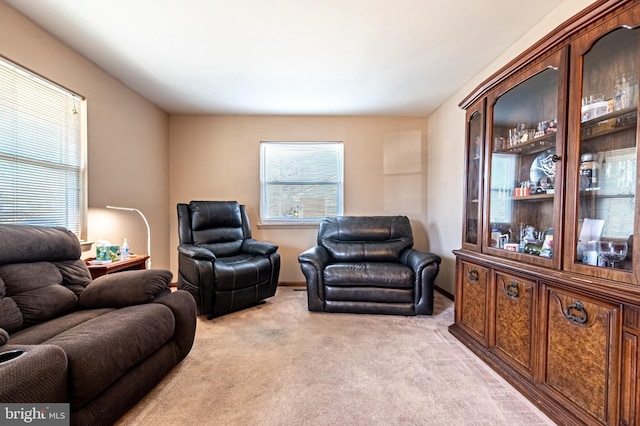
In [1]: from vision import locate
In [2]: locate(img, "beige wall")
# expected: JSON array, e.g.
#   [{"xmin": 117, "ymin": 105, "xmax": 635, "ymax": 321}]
[
  {"xmin": 0, "ymin": 2, "xmax": 171, "ymax": 269},
  {"xmin": 426, "ymin": 0, "xmax": 598, "ymax": 295},
  {"xmin": 169, "ymin": 115, "xmax": 430, "ymax": 283}
]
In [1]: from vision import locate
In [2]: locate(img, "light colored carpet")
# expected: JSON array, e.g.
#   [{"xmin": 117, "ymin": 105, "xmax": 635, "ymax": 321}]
[{"xmin": 116, "ymin": 288, "xmax": 556, "ymax": 425}]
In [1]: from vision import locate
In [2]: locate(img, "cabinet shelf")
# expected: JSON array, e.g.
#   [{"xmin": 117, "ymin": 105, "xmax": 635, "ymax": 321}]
[
  {"xmin": 495, "ymin": 132, "xmax": 556, "ymax": 155},
  {"xmin": 579, "ymin": 189, "xmax": 634, "ymax": 199},
  {"xmin": 581, "ymin": 106, "xmax": 637, "ymax": 141},
  {"xmin": 512, "ymin": 193, "xmax": 554, "ymax": 201}
]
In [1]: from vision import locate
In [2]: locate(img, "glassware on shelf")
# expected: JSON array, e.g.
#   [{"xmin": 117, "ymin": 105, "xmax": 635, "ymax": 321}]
[
  {"xmin": 581, "ymin": 93, "xmax": 607, "ymax": 122},
  {"xmin": 596, "ymin": 240, "xmax": 628, "ymax": 268},
  {"xmin": 579, "ymin": 153, "xmax": 600, "ymax": 191},
  {"xmin": 581, "ymin": 240, "xmax": 599, "ymax": 265},
  {"xmin": 614, "ymin": 73, "xmax": 638, "ymax": 110}
]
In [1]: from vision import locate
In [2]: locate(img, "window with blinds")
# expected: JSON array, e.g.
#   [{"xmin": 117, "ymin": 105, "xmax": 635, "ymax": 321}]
[
  {"xmin": 0, "ymin": 56, "xmax": 87, "ymax": 239},
  {"xmin": 260, "ymin": 142, "xmax": 344, "ymax": 224}
]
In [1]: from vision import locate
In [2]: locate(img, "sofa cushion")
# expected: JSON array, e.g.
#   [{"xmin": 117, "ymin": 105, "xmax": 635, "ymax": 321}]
[
  {"xmin": 56, "ymin": 260, "xmax": 92, "ymax": 296},
  {"xmin": 0, "ymin": 328, "xmax": 9, "ymax": 345},
  {"xmin": 8, "ymin": 309, "xmax": 114, "ymax": 345},
  {"xmin": 0, "ymin": 224, "xmax": 81, "ymax": 266},
  {"xmin": 323, "ymin": 262, "xmax": 414, "ymax": 288},
  {"xmin": 45, "ymin": 303, "xmax": 176, "ymax": 407},
  {"xmin": 0, "ymin": 262, "xmax": 78, "ymax": 328},
  {"xmin": 79, "ymin": 269, "xmax": 172, "ymax": 308},
  {"xmin": 0, "ymin": 277, "xmax": 23, "ymax": 333},
  {"xmin": 0, "ymin": 297, "xmax": 23, "ymax": 334}
]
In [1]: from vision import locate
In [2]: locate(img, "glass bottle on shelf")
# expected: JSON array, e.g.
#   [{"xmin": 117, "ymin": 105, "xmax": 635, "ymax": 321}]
[
  {"xmin": 486, "ymin": 50, "xmax": 565, "ymax": 268},
  {"xmin": 573, "ymin": 27, "xmax": 638, "ymax": 276},
  {"xmin": 463, "ymin": 99, "xmax": 485, "ymax": 250}
]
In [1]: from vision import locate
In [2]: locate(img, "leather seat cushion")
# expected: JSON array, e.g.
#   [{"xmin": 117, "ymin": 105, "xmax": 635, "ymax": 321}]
[
  {"xmin": 323, "ymin": 262, "xmax": 413, "ymax": 288},
  {"xmin": 325, "ymin": 286, "xmax": 413, "ymax": 303},
  {"xmin": 214, "ymin": 254, "xmax": 273, "ymax": 291},
  {"xmin": 42, "ymin": 303, "xmax": 175, "ymax": 408}
]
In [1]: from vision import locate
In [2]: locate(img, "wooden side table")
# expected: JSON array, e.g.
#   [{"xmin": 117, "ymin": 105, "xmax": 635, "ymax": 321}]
[{"xmin": 86, "ymin": 255, "xmax": 150, "ymax": 280}]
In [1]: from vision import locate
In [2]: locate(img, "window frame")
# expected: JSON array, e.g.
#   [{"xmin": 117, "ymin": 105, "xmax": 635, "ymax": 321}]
[
  {"xmin": 0, "ymin": 55, "xmax": 88, "ymax": 241},
  {"xmin": 259, "ymin": 141, "xmax": 344, "ymax": 226}
]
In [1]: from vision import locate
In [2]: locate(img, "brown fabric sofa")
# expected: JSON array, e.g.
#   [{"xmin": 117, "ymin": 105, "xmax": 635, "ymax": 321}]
[{"xmin": 0, "ymin": 224, "xmax": 197, "ymax": 426}]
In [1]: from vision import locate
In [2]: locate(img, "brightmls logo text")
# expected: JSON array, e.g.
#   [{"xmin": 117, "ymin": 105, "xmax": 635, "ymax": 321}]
[{"xmin": 1, "ymin": 404, "xmax": 69, "ymax": 425}]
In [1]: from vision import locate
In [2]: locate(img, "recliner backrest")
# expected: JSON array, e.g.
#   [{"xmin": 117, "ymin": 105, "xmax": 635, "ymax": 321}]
[
  {"xmin": 180, "ymin": 201, "xmax": 250, "ymax": 257},
  {"xmin": 318, "ymin": 216, "xmax": 413, "ymax": 262},
  {"xmin": 0, "ymin": 225, "xmax": 92, "ymax": 333}
]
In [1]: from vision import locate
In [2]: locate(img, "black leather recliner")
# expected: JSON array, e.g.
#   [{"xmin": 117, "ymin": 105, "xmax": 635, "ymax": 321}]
[
  {"xmin": 177, "ymin": 201, "xmax": 280, "ymax": 317},
  {"xmin": 298, "ymin": 216, "xmax": 441, "ymax": 315}
]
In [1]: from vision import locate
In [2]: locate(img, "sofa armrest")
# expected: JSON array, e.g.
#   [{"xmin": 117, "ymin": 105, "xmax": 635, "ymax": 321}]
[
  {"xmin": 153, "ymin": 290, "xmax": 197, "ymax": 362},
  {"xmin": 298, "ymin": 246, "xmax": 330, "ymax": 270},
  {"xmin": 401, "ymin": 249, "xmax": 441, "ymax": 315},
  {"xmin": 400, "ymin": 249, "xmax": 441, "ymax": 272},
  {"xmin": 242, "ymin": 239, "xmax": 278, "ymax": 255},
  {"xmin": 0, "ymin": 344, "xmax": 68, "ymax": 403},
  {"xmin": 178, "ymin": 244, "xmax": 216, "ymax": 260},
  {"xmin": 79, "ymin": 269, "xmax": 172, "ymax": 309},
  {"xmin": 298, "ymin": 246, "xmax": 331, "ymax": 311}
]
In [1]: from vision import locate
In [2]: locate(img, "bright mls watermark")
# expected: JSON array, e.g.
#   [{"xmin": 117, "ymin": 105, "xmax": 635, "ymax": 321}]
[{"xmin": 1, "ymin": 404, "xmax": 69, "ymax": 425}]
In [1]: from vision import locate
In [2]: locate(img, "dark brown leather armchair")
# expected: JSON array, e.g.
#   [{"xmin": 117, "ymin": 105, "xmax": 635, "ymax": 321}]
[
  {"xmin": 177, "ymin": 201, "xmax": 280, "ymax": 317},
  {"xmin": 299, "ymin": 216, "xmax": 440, "ymax": 315}
]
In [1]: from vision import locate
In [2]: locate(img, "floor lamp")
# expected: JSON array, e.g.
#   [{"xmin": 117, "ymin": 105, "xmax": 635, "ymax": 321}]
[{"xmin": 106, "ymin": 205, "xmax": 151, "ymax": 269}]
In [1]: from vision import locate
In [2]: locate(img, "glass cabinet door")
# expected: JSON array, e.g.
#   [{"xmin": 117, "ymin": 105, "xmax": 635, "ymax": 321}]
[
  {"xmin": 486, "ymin": 49, "xmax": 567, "ymax": 268},
  {"xmin": 462, "ymin": 99, "xmax": 485, "ymax": 251},
  {"xmin": 566, "ymin": 22, "xmax": 639, "ymax": 283}
]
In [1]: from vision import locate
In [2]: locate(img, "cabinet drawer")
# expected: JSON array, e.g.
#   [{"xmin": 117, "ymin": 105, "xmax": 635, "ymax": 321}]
[
  {"xmin": 457, "ymin": 260, "xmax": 489, "ymax": 343},
  {"xmin": 542, "ymin": 285, "xmax": 621, "ymax": 424},
  {"xmin": 492, "ymin": 271, "xmax": 536, "ymax": 378}
]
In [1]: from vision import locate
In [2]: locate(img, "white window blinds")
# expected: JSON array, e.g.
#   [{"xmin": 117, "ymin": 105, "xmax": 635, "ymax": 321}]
[
  {"xmin": 0, "ymin": 56, "xmax": 87, "ymax": 239},
  {"xmin": 260, "ymin": 142, "xmax": 344, "ymax": 224}
]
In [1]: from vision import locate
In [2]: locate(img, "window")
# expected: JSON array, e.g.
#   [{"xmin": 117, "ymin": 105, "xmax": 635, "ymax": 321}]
[
  {"xmin": 260, "ymin": 142, "xmax": 344, "ymax": 224},
  {"xmin": 0, "ymin": 56, "xmax": 87, "ymax": 239}
]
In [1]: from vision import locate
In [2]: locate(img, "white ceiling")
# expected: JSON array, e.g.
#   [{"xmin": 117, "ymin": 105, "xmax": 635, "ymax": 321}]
[{"xmin": 6, "ymin": 0, "xmax": 565, "ymax": 116}]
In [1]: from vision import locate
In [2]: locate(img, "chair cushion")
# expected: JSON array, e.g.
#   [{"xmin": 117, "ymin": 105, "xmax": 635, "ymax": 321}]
[
  {"xmin": 190, "ymin": 201, "xmax": 245, "ymax": 257},
  {"xmin": 325, "ymin": 286, "xmax": 414, "ymax": 304},
  {"xmin": 215, "ymin": 254, "xmax": 273, "ymax": 291},
  {"xmin": 189, "ymin": 201, "xmax": 242, "ymax": 230},
  {"xmin": 323, "ymin": 262, "xmax": 414, "ymax": 288},
  {"xmin": 318, "ymin": 216, "xmax": 413, "ymax": 262}
]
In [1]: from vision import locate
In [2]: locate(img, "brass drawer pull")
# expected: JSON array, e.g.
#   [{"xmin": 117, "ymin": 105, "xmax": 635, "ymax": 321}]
[
  {"xmin": 563, "ymin": 301, "xmax": 588, "ymax": 324},
  {"xmin": 504, "ymin": 280, "xmax": 519, "ymax": 298},
  {"xmin": 467, "ymin": 269, "xmax": 479, "ymax": 282}
]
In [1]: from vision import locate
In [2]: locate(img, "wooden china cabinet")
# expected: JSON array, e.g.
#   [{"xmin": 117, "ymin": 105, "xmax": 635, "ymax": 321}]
[{"xmin": 450, "ymin": 1, "xmax": 640, "ymax": 424}]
